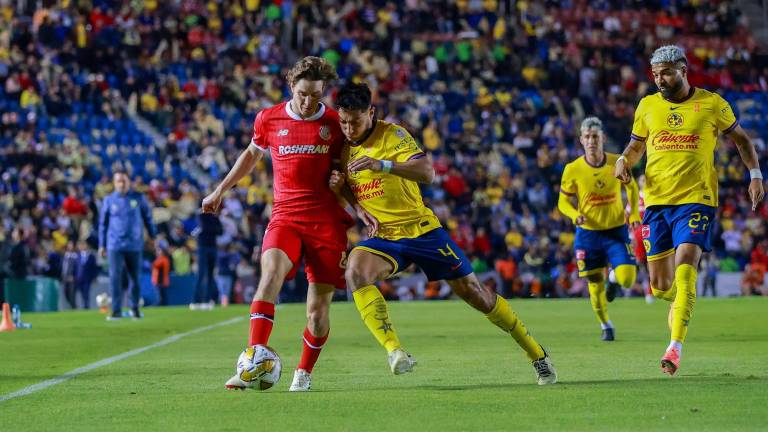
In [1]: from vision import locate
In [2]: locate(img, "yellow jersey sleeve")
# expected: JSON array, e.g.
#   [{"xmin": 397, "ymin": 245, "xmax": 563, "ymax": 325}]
[
  {"xmin": 560, "ymin": 163, "xmax": 576, "ymax": 195},
  {"xmin": 630, "ymin": 97, "xmax": 649, "ymax": 141},
  {"xmin": 714, "ymin": 93, "xmax": 738, "ymax": 133},
  {"xmin": 389, "ymin": 125, "xmax": 426, "ymax": 163}
]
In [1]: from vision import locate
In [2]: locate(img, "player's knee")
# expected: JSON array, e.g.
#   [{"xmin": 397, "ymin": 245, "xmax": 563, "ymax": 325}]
[
  {"xmin": 614, "ymin": 265, "xmax": 636, "ymax": 289},
  {"xmin": 649, "ymin": 273, "xmax": 673, "ymax": 292},
  {"xmin": 306, "ymin": 305, "xmax": 330, "ymax": 335},
  {"xmin": 451, "ymin": 276, "xmax": 495, "ymax": 313},
  {"xmin": 345, "ymin": 266, "xmax": 375, "ymax": 291}
]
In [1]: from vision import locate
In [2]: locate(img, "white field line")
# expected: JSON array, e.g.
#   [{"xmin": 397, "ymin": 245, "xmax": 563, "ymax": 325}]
[{"xmin": 0, "ymin": 316, "xmax": 243, "ymax": 403}]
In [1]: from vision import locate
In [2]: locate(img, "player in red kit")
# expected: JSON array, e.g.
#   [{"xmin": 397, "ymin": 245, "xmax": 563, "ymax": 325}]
[{"xmin": 202, "ymin": 57, "xmax": 375, "ymax": 392}]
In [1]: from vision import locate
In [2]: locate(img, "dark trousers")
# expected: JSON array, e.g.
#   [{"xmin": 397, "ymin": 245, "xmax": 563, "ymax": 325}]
[
  {"xmin": 77, "ymin": 278, "xmax": 93, "ymax": 309},
  {"xmin": 195, "ymin": 247, "xmax": 218, "ymax": 303},
  {"xmin": 109, "ymin": 250, "xmax": 141, "ymax": 314}
]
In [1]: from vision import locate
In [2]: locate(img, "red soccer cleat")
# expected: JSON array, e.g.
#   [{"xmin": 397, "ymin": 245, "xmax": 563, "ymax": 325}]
[{"xmin": 660, "ymin": 347, "xmax": 680, "ymax": 376}]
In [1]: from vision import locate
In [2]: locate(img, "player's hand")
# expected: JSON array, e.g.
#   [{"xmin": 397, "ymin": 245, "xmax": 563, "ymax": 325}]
[
  {"xmin": 749, "ymin": 178, "xmax": 765, "ymax": 211},
  {"xmin": 329, "ymin": 170, "xmax": 345, "ymax": 194},
  {"xmin": 575, "ymin": 215, "xmax": 586, "ymax": 226},
  {"xmin": 202, "ymin": 189, "xmax": 224, "ymax": 214},
  {"xmin": 98, "ymin": 247, "xmax": 106, "ymax": 258},
  {"xmin": 614, "ymin": 157, "xmax": 631, "ymax": 184},
  {"xmin": 355, "ymin": 205, "xmax": 379, "ymax": 237},
  {"xmin": 348, "ymin": 156, "xmax": 382, "ymax": 173}
]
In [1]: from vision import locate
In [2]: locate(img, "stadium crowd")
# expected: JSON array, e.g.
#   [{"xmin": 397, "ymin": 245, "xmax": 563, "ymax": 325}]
[{"xmin": 2, "ymin": 0, "xmax": 768, "ymax": 305}]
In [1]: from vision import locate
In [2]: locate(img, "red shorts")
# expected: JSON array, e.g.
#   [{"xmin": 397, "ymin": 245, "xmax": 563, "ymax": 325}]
[{"xmin": 262, "ymin": 219, "xmax": 348, "ymax": 289}]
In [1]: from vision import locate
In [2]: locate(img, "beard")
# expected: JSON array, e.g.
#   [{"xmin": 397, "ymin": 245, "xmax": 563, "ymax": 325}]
[{"xmin": 659, "ymin": 79, "xmax": 683, "ymax": 99}]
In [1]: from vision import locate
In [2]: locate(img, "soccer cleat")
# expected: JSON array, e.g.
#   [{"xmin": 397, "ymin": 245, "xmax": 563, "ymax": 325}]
[
  {"xmin": 601, "ymin": 327, "xmax": 615, "ymax": 341},
  {"xmin": 106, "ymin": 312, "xmax": 122, "ymax": 321},
  {"xmin": 130, "ymin": 308, "xmax": 143, "ymax": 320},
  {"xmin": 224, "ymin": 374, "xmax": 249, "ymax": 390},
  {"xmin": 289, "ymin": 369, "xmax": 311, "ymax": 392},
  {"xmin": 388, "ymin": 349, "xmax": 417, "ymax": 375},
  {"xmin": 661, "ymin": 347, "xmax": 681, "ymax": 376},
  {"xmin": 532, "ymin": 347, "xmax": 558, "ymax": 385},
  {"xmin": 606, "ymin": 281, "xmax": 621, "ymax": 302}
]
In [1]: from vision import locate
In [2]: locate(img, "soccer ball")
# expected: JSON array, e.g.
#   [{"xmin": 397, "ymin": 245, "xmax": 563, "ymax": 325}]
[{"xmin": 236, "ymin": 345, "xmax": 282, "ymax": 390}]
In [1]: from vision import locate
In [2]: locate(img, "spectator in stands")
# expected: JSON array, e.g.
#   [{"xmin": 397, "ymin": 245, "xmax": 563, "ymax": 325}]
[
  {"xmin": 741, "ymin": 263, "xmax": 767, "ymax": 296},
  {"xmin": 98, "ymin": 171, "xmax": 156, "ymax": 320},
  {"xmin": 9, "ymin": 228, "xmax": 30, "ymax": 280}
]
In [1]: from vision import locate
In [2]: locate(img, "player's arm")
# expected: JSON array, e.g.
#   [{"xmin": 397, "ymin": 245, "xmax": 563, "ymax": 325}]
[
  {"xmin": 203, "ymin": 111, "xmax": 267, "ymax": 214},
  {"xmin": 330, "ymin": 154, "xmax": 379, "ymax": 236},
  {"xmin": 614, "ymin": 137, "xmax": 646, "ymax": 184},
  {"xmin": 348, "ymin": 154, "xmax": 435, "ymax": 184},
  {"xmin": 624, "ymin": 176, "xmax": 641, "ymax": 227},
  {"xmin": 557, "ymin": 190, "xmax": 583, "ymax": 226},
  {"xmin": 202, "ymin": 145, "xmax": 263, "ymax": 213},
  {"xmin": 725, "ymin": 124, "xmax": 765, "ymax": 210},
  {"xmin": 97, "ymin": 196, "xmax": 110, "ymax": 257}
]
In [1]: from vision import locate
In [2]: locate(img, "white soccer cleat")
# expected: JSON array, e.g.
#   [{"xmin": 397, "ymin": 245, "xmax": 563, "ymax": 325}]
[
  {"xmin": 289, "ymin": 369, "xmax": 311, "ymax": 392},
  {"xmin": 388, "ymin": 349, "xmax": 417, "ymax": 375},
  {"xmin": 224, "ymin": 374, "xmax": 249, "ymax": 390},
  {"xmin": 532, "ymin": 348, "xmax": 558, "ymax": 385}
]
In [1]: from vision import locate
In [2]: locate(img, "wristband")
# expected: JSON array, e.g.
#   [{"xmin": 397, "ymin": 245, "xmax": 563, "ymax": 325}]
[
  {"xmin": 381, "ymin": 160, "xmax": 393, "ymax": 173},
  {"xmin": 750, "ymin": 168, "xmax": 763, "ymax": 180}
]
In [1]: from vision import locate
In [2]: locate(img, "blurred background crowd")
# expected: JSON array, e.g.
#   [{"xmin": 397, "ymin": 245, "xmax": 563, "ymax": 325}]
[{"xmin": 2, "ymin": 0, "xmax": 768, "ymax": 306}]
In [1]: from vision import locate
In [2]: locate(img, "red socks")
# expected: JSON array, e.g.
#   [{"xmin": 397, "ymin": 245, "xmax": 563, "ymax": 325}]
[
  {"xmin": 248, "ymin": 301, "xmax": 274, "ymax": 346},
  {"xmin": 297, "ymin": 327, "xmax": 329, "ymax": 373}
]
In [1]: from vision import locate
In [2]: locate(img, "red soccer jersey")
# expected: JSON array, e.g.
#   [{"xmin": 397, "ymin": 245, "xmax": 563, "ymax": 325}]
[{"xmin": 250, "ymin": 101, "xmax": 352, "ymax": 225}]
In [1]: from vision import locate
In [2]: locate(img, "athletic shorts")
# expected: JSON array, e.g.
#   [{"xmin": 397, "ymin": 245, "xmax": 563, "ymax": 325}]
[
  {"xmin": 574, "ymin": 225, "xmax": 636, "ymax": 277},
  {"xmin": 641, "ymin": 204, "xmax": 715, "ymax": 262},
  {"xmin": 262, "ymin": 219, "xmax": 348, "ymax": 289},
  {"xmin": 354, "ymin": 228, "xmax": 473, "ymax": 281}
]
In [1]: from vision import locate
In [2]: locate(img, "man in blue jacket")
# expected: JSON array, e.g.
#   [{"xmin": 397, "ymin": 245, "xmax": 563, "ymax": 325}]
[{"xmin": 98, "ymin": 171, "xmax": 156, "ymax": 320}]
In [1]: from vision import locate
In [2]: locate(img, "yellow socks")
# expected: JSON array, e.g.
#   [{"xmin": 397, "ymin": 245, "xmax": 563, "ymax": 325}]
[
  {"xmin": 671, "ymin": 264, "xmax": 697, "ymax": 344},
  {"xmin": 352, "ymin": 285, "xmax": 401, "ymax": 353},
  {"xmin": 486, "ymin": 295, "xmax": 545, "ymax": 361},
  {"xmin": 587, "ymin": 281, "xmax": 611, "ymax": 327},
  {"xmin": 651, "ymin": 281, "xmax": 677, "ymax": 302}
]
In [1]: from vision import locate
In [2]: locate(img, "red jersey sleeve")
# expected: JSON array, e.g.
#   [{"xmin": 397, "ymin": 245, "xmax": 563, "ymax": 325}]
[{"xmin": 249, "ymin": 110, "xmax": 269, "ymax": 151}]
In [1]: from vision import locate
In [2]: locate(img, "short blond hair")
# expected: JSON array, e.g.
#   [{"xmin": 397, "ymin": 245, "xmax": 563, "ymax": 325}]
[{"xmin": 285, "ymin": 56, "xmax": 338, "ymax": 87}]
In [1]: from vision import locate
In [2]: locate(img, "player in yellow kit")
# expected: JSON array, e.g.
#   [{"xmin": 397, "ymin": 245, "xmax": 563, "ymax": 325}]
[
  {"xmin": 559, "ymin": 117, "xmax": 641, "ymax": 342},
  {"xmin": 615, "ymin": 45, "xmax": 764, "ymax": 375},
  {"xmin": 330, "ymin": 82, "xmax": 557, "ymax": 385}
]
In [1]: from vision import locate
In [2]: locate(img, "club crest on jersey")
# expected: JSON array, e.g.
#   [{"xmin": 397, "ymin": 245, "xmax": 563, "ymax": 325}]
[
  {"xmin": 641, "ymin": 225, "xmax": 650, "ymax": 239},
  {"xmin": 319, "ymin": 125, "xmax": 331, "ymax": 140},
  {"xmin": 666, "ymin": 112, "xmax": 684, "ymax": 129},
  {"xmin": 595, "ymin": 179, "xmax": 606, "ymax": 189},
  {"xmin": 576, "ymin": 249, "xmax": 586, "ymax": 260}
]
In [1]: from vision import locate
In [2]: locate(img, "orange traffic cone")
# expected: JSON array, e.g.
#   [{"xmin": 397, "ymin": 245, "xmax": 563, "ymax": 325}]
[{"xmin": 0, "ymin": 303, "xmax": 16, "ymax": 332}]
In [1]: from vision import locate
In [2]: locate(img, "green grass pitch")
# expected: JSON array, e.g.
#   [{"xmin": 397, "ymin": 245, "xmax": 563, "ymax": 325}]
[{"xmin": 1, "ymin": 297, "xmax": 767, "ymax": 431}]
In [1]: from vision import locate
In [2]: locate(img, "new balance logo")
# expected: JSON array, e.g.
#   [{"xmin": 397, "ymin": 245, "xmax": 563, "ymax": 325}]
[{"xmin": 277, "ymin": 129, "xmax": 289, "ymax": 137}]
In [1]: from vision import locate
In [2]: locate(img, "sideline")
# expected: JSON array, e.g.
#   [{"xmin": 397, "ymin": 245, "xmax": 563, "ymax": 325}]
[{"xmin": 0, "ymin": 316, "xmax": 244, "ymax": 403}]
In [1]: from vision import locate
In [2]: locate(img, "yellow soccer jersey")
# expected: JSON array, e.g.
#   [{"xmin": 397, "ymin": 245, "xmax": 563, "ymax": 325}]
[
  {"xmin": 631, "ymin": 87, "xmax": 737, "ymax": 207},
  {"xmin": 342, "ymin": 120, "xmax": 441, "ymax": 240},
  {"xmin": 560, "ymin": 153, "xmax": 640, "ymax": 231}
]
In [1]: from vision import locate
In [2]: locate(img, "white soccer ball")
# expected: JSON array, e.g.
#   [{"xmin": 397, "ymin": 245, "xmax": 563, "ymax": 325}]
[{"xmin": 236, "ymin": 344, "xmax": 282, "ymax": 390}]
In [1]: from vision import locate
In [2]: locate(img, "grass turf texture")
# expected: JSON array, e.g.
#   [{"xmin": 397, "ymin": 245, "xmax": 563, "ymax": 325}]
[{"xmin": 1, "ymin": 297, "xmax": 766, "ymax": 431}]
